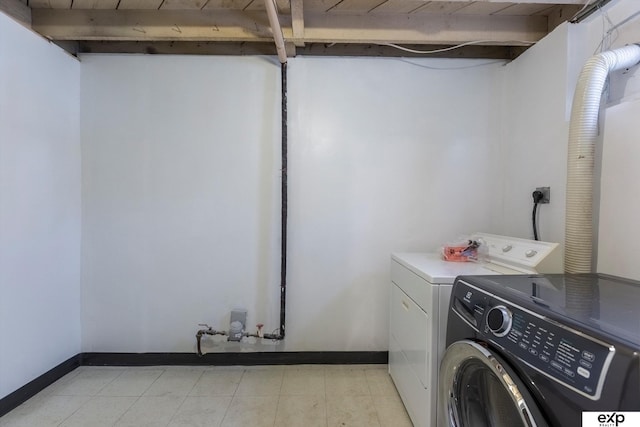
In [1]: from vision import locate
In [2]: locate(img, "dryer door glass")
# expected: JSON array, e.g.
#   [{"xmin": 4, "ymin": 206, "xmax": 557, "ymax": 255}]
[{"xmin": 439, "ymin": 340, "xmax": 548, "ymax": 427}]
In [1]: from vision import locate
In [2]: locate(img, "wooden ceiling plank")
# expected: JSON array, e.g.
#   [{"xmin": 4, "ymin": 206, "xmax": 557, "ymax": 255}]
[
  {"xmin": 72, "ymin": 0, "xmax": 119, "ymax": 9},
  {"xmin": 453, "ymin": 2, "xmax": 513, "ymax": 15},
  {"xmin": 161, "ymin": 0, "xmax": 209, "ymax": 9},
  {"xmin": 242, "ymin": 0, "xmax": 265, "ymax": 11},
  {"xmin": 30, "ymin": 0, "xmax": 72, "ymax": 8},
  {"xmin": 412, "ymin": 2, "xmax": 467, "ymax": 15},
  {"xmin": 302, "ymin": 12, "xmax": 547, "ymax": 44},
  {"xmin": 532, "ymin": 5, "xmax": 556, "ymax": 15},
  {"xmin": 0, "ymin": 0, "xmax": 31, "ymax": 25},
  {"xmin": 202, "ymin": 0, "xmax": 253, "ymax": 10},
  {"xmin": 242, "ymin": 0, "xmax": 289, "ymax": 12},
  {"xmin": 117, "ymin": 0, "xmax": 164, "ymax": 9},
  {"xmin": 493, "ymin": 3, "xmax": 554, "ymax": 15},
  {"xmin": 303, "ymin": 0, "xmax": 343, "ymax": 13},
  {"xmin": 370, "ymin": 0, "xmax": 432, "ymax": 15},
  {"xmin": 291, "ymin": 0, "xmax": 305, "ymax": 46},
  {"xmin": 32, "ymin": 8, "xmax": 547, "ymax": 45},
  {"xmin": 32, "ymin": 8, "xmax": 287, "ymax": 40},
  {"xmin": 325, "ymin": 0, "xmax": 384, "ymax": 14}
]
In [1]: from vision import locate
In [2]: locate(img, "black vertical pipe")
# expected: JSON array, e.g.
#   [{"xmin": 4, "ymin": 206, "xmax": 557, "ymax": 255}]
[{"xmin": 279, "ymin": 62, "xmax": 288, "ymax": 339}]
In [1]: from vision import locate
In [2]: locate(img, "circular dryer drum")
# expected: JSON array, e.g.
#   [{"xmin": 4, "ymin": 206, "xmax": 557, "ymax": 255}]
[{"xmin": 439, "ymin": 340, "xmax": 548, "ymax": 427}]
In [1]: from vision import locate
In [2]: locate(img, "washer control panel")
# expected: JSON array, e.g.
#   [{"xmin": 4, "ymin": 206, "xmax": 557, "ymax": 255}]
[
  {"xmin": 451, "ymin": 281, "xmax": 615, "ymax": 400},
  {"xmin": 474, "ymin": 233, "xmax": 561, "ymax": 274}
]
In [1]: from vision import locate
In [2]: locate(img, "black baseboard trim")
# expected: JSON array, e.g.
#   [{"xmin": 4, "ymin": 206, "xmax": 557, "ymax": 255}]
[
  {"xmin": 0, "ymin": 354, "xmax": 81, "ymax": 418},
  {"xmin": 81, "ymin": 351, "xmax": 388, "ymax": 366},
  {"xmin": 1, "ymin": 351, "xmax": 387, "ymax": 417}
]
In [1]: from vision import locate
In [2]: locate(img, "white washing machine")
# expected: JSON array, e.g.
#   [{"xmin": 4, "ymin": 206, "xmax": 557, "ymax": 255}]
[{"xmin": 389, "ymin": 233, "xmax": 562, "ymax": 427}]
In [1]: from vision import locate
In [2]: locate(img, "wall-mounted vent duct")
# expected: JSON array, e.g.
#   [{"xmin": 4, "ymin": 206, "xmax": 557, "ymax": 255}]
[{"xmin": 564, "ymin": 44, "xmax": 640, "ymax": 273}]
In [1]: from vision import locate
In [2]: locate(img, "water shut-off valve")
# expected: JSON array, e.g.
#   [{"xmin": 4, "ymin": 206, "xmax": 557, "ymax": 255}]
[{"xmin": 195, "ymin": 322, "xmax": 269, "ymax": 357}]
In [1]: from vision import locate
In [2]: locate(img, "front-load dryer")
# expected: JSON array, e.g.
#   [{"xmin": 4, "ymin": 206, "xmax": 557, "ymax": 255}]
[{"xmin": 439, "ymin": 273, "xmax": 640, "ymax": 427}]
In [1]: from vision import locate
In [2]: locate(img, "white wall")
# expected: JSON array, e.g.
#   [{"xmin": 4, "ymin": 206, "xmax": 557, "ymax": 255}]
[
  {"xmin": 80, "ymin": 55, "xmax": 504, "ymax": 352},
  {"xmin": 593, "ymin": 0, "xmax": 640, "ymax": 279},
  {"xmin": 0, "ymin": 14, "xmax": 81, "ymax": 399},
  {"xmin": 80, "ymin": 55, "xmax": 281, "ymax": 352},
  {"xmin": 286, "ymin": 57, "xmax": 504, "ymax": 350},
  {"xmin": 499, "ymin": 22, "xmax": 591, "ymax": 251},
  {"xmin": 598, "ymin": 99, "xmax": 640, "ymax": 279}
]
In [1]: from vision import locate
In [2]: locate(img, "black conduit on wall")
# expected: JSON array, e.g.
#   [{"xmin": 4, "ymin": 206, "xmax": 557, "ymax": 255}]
[{"xmin": 278, "ymin": 62, "xmax": 288, "ymax": 339}]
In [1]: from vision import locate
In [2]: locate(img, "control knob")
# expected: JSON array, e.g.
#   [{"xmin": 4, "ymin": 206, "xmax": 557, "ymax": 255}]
[{"xmin": 486, "ymin": 305, "xmax": 512, "ymax": 337}]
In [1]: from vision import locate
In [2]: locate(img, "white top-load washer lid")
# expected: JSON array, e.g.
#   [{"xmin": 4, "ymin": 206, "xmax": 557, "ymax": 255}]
[
  {"xmin": 392, "ymin": 233, "xmax": 562, "ymax": 284},
  {"xmin": 392, "ymin": 253, "xmax": 498, "ymax": 284}
]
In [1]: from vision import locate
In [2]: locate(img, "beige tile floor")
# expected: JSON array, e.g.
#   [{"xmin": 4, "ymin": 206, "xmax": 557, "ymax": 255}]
[{"xmin": 0, "ymin": 365, "xmax": 413, "ymax": 427}]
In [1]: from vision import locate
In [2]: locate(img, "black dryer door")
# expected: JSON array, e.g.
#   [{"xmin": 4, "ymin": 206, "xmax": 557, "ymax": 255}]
[{"xmin": 439, "ymin": 340, "xmax": 548, "ymax": 427}]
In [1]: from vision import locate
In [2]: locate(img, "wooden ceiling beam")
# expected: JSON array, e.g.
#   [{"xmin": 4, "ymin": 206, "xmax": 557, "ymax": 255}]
[
  {"xmin": 75, "ymin": 40, "xmax": 525, "ymax": 59},
  {"xmin": 31, "ymin": 9, "xmax": 282, "ymax": 41},
  {"xmin": 300, "ymin": 12, "xmax": 547, "ymax": 45},
  {"xmin": 31, "ymin": 8, "xmax": 547, "ymax": 45},
  {"xmin": 291, "ymin": 0, "xmax": 304, "ymax": 47}
]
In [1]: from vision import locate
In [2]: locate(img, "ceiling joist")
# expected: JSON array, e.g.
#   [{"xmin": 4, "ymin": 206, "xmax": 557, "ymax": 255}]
[
  {"xmin": 31, "ymin": 8, "xmax": 547, "ymax": 46},
  {"xmin": 31, "ymin": 9, "xmax": 280, "ymax": 41},
  {"xmin": 290, "ymin": 0, "xmax": 305, "ymax": 47},
  {"xmin": 3, "ymin": 0, "xmax": 589, "ymax": 59},
  {"xmin": 75, "ymin": 40, "xmax": 528, "ymax": 60},
  {"xmin": 301, "ymin": 13, "xmax": 547, "ymax": 45}
]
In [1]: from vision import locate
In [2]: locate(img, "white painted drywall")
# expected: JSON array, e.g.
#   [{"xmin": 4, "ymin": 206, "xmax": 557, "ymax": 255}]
[
  {"xmin": 79, "ymin": 55, "xmax": 504, "ymax": 352},
  {"xmin": 286, "ymin": 57, "xmax": 504, "ymax": 350},
  {"xmin": 593, "ymin": 0, "xmax": 640, "ymax": 279},
  {"xmin": 598, "ymin": 100, "xmax": 640, "ymax": 280},
  {"xmin": 80, "ymin": 55, "xmax": 282, "ymax": 352},
  {"xmin": 0, "ymin": 14, "xmax": 81, "ymax": 399},
  {"xmin": 499, "ymin": 23, "xmax": 591, "ymax": 255}
]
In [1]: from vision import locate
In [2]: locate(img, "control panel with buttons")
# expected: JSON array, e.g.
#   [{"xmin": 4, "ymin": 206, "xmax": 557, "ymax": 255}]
[
  {"xmin": 450, "ymin": 281, "xmax": 615, "ymax": 400},
  {"xmin": 473, "ymin": 233, "xmax": 561, "ymax": 274}
]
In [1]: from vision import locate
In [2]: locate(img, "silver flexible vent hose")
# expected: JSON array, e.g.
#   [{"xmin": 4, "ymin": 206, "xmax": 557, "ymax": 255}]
[{"xmin": 564, "ymin": 44, "xmax": 640, "ymax": 273}]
